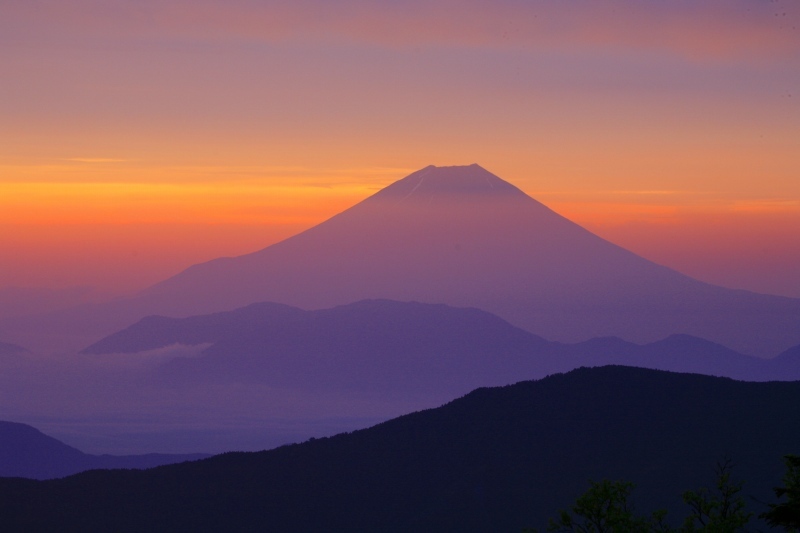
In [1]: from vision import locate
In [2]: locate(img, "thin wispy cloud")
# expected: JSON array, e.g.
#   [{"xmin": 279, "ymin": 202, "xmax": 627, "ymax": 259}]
[
  {"xmin": 65, "ymin": 158, "xmax": 129, "ymax": 163},
  {"xmin": 611, "ymin": 190, "xmax": 687, "ymax": 195}
]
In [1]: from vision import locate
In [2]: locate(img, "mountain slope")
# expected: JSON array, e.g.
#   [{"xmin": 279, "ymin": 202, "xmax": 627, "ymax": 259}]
[
  {"xmin": 83, "ymin": 300, "xmax": 800, "ymax": 403},
  {"xmin": 3, "ymin": 164, "xmax": 799, "ymax": 356},
  {"xmin": 0, "ymin": 367, "xmax": 797, "ymax": 531},
  {"xmin": 0, "ymin": 421, "xmax": 209, "ymax": 480}
]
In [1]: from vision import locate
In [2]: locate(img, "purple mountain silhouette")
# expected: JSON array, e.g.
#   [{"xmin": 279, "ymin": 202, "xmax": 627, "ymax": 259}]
[
  {"xmin": 83, "ymin": 300, "xmax": 800, "ymax": 401},
  {"xmin": 0, "ymin": 421, "xmax": 208, "ymax": 480},
  {"xmin": 3, "ymin": 164, "xmax": 799, "ymax": 356},
  {"xmin": 0, "ymin": 342, "xmax": 27, "ymax": 357}
]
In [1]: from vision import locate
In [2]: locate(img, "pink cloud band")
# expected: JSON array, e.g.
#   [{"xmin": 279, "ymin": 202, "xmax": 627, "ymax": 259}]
[{"xmin": 5, "ymin": 0, "xmax": 799, "ymax": 60}]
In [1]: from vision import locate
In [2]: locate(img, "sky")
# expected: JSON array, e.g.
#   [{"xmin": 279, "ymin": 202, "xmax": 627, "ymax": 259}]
[{"xmin": 1, "ymin": 0, "xmax": 799, "ymax": 298}]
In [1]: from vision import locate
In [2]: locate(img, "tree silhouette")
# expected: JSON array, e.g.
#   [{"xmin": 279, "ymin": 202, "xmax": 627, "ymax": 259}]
[
  {"xmin": 761, "ymin": 455, "xmax": 800, "ymax": 532},
  {"xmin": 539, "ymin": 479, "xmax": 670, "ymax": 533},
  {"xmin": 536, "ymin": 458, "xmax": 752, "ymax": 533},
  {"xmin": 681, "ymin": 457, "xmax": 750, "ymax": 532}
]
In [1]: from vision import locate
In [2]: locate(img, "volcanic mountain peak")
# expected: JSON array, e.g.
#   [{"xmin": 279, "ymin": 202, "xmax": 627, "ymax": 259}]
[
  {"xmin": 4, "ymin": 164, "xmax": 800, "ymax": 357},
  {"xmin": 369, "ymin": 164, "xmax": 528, "ymax": 203}
]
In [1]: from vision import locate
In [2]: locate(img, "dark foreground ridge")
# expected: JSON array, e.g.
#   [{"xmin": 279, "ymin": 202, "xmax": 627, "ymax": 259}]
[
  {"xmin": 0, "ymin": 421, "xmax": 209, "ymax": 480},
  {"xmin": 0, "ymin": 366, "xmax": 798, "ymax": 532}
]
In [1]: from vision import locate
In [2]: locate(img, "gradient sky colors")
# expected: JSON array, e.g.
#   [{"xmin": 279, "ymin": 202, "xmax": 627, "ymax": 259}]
[{"xmin": 1, "ymin": 1, "xmax": 799, "ymax": 297}]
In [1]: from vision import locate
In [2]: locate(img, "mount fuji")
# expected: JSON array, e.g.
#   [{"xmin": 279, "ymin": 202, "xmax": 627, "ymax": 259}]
[{"xmin": 4, "ymin": 164, "xmax": 799, "ymax": 356}]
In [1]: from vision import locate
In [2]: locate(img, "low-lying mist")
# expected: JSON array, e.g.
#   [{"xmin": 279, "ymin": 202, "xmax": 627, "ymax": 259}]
[{"xmin": 0, "ymin": 347, "xmax": 407, "ymax": 455}]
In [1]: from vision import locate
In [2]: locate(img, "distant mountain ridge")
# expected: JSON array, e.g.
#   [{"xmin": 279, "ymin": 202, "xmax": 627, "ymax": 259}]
[
  {"xmin": 0, "ymin": 341, "xmax": 27, "ymax": 356},
  {"xmin": 84, "ymin": 300, "xmax": 800, "ymax": 403},
  {"xmin": 0, "ymin": 421, "xmax": 209, "ymax": 480},
  {"xmin": 3, "ymin": 164, "xmax": 799, "ymax": 356},
  {"xmin": 0, "ymin": 366, "xmax": 798, "ymax": 531}
]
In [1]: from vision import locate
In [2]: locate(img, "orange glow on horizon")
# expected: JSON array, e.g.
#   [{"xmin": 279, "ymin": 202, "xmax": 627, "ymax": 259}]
[
  {"xmin": 1, "ymin": 1, "xmax": 798, "ymax": 297},
  {"xmin": 0, "ymin": 181, "xmax": 371, "ymax": 226},
  {"xmin": 2, "ymin": 168, "xmax": 798, "ymax": 297}
]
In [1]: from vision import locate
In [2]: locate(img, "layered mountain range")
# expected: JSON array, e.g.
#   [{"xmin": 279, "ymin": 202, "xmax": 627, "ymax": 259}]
[
  {"xmin": 83, "ymin": 300, "xmax": 800, "ymax": 403},
  {"xmin": 3, "ymin": 164, "xmax": 799, "ymax": 357}
]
